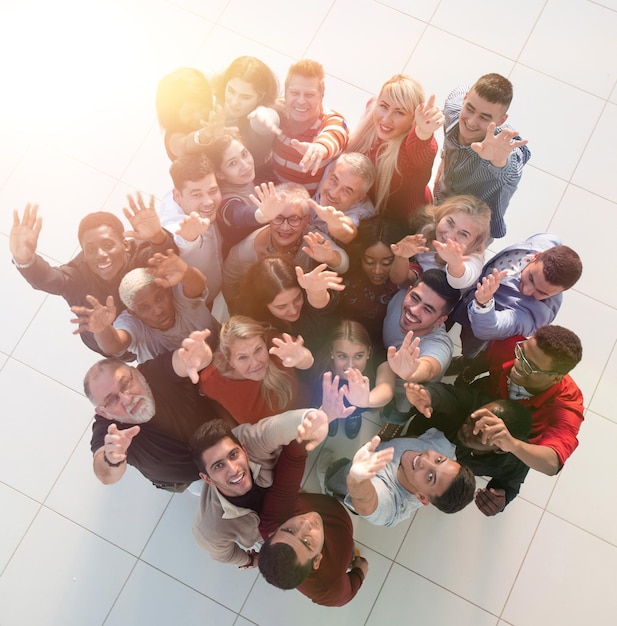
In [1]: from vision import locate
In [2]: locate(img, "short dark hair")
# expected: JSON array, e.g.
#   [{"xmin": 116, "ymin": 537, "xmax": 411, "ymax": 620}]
[
  {"xmin": 534, "ymin": 325, "xmax": 583, "ymax": 374},
  {"xmin": 258, "ymin": 535, "xmax": 315, "ymax": 589},
  {"xmin": 430, "ymin": 463, "xmax": 475, "ymax": 514},
  {"xmin": 538, "ymin": 245, "xmax": 582, "ymax": 290},
  {"xmin": 416, "ymin": 268, "xmax": 461, "ymax": 316},
  {"xmin": 285, "ymin": 59, "xmax": 325, "ymax": 94},
  {"xmin": 472, "ymin": 73, "xmax": 513, "ymax": 108},
  {"xmin": 190, "ymin": 419, "xmax": 241, "ymax": 475},
  {"xmin": 77, "ymin": 212, "xmax": 125, "ymax": 245},
  {"xmin": 488, "ymin": 400, "xmax": 532, "ymax": 442},
  {"xmin": 169, "ymin": 152, "xmax": 216, "ymax": 191}
]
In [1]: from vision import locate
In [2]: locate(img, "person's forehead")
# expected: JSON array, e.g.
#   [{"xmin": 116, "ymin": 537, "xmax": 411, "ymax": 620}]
[
  {"xmin": 91, "ymin": 364, "xmax": 130, "ymax": 399},
  {"xmin": 280, "ymin": 203, "xmax": 305, "ymax": 217},
  {"xmin": 465, "ymin": 88, "xmax": 506, "ymax": 117},
  {"xmin": 202, "ymin": 436, "xmax": 239, "ymax": 463},
  {"xmin": 331, "ymin": 162, "xmax": 363, "ymax": 186},
  {"xmin": 286, "ymin": 75, "xmax": 321, "ymax": 92},
  {"xmin": 132, "ymin": 283, "xmax": 166, "ymax": 305},
  {"xmin": 408, "ymin": 282, "xmax": 444, "ymax": 306},
  {"xmin": 524, "ymin": 337, "xmax": 554, "ymax": 369},
  {"xmin": 182, "ymin": 173, "xmax": 218, "ymax": 192},
  {"xmin": 81, "ymin": 225, "xmax": 123, "ymax": 247},
  {"xmin": 270, "ymin": 287, "xmax": 301, "ymax": 306},
  {"xmin": 434, "ymin": 459, "xmax": 460, "ymax": 494},
  {"xmin": 231, "ymin": 335, "xmax": 264, "ymax": 355}
]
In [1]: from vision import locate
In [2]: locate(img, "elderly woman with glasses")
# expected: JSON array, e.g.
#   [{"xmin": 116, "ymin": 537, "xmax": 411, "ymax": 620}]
[{"xmin": 222, "ymin": 181, "xmax": 348, "ymax": 307}]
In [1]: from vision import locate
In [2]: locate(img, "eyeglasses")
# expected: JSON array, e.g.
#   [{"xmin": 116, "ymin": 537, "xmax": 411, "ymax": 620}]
[
  {"xmin": 102, "ymin": 370, "xmax": 135, "ymax": 411},
  {"xmin": 271, "ymin": 215, "xmax": 304, "ymax": 227},
  {"xmin": 514, "ymin": 341, "xmax": 561, "ymax": 376}
]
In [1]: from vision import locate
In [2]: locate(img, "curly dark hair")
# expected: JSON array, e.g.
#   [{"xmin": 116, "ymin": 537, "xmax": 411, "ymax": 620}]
[
  {"xmin": 430, "ymin": 462, "xmax": 475, "ymax": 514},
  {"xmin": 538, "ymin": 245, "xmax": 582, "ymax": 291},
  {"xmin": 258, "ymin": 535, "xmax": 315, "ymax": 589},
  {"xmin": 534, "ymin": 325, "xmax": 583, "ymax": 374}
]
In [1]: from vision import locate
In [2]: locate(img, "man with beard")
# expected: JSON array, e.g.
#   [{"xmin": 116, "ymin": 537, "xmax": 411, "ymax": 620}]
[{"xmin": 84, "ymin": 329, "xmax": 216, "ymax": 491}]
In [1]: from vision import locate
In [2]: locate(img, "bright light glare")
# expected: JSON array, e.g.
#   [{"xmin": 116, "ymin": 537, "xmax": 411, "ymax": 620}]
[{"xmin": 0, "ymin": 0, "xmax": 154, "ymax": 133}]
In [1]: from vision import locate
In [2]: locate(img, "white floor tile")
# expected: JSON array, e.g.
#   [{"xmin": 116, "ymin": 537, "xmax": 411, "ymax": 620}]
[
  {"xmin": 366, "ymin": 562, "xmax": 498, "ymax": 626},
  {"xmin": 104, "ymin": 560, "xmax": 237, "ymax": 626},
  {"xmin": 0, "ymin": 483, "xmax": 39, "ymax": 571},
  {"xmin": 432, "ymin": 0, "xmax": 544, "ymax": 60},
  {"xmin": 547, "ymin": 410, "xmax": 617, "ymax": 545},
  {"xmin": 588, "ymin": 340, "xmax": 617, "ymax": 423},
  {"xmin": 519, "ymin": 0, "xmax": 617, "ymax": 97},
  {"xmin": 140, "ymin": 492, "xmax": 258, "ymax": 612},
  {"xmin": 0, "ymin": 507, "xmax": 136, "ymax": 626},
  {"xmin": 46, "ymin": 430, "xmax": 173, "ymax": 555},
  {"xmin": 571, "ymin": 102, "xmax": 617, "ymax": 203},
  {"xmin": 396, "ymin": 497, "xmax": 543, "ymax": 615},
  {"xmin": 508, "ymin": 65, "xmax": 604, "ymax": 180},
  {"xmin": 378, "ymin": 0, "xmax": 440, "ymax": 23},
  {"xmin": 0, "ymin": 358, "xmax": 90, "ymax": 501},
  {"xmin": 503, "ymin": 512, "xmax": 617, "ymax": 625}
]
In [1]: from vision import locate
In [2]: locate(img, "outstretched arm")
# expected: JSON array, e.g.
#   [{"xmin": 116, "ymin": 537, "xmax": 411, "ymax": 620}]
[
  {"xmin": 10, "ymin": 203, "xmax": 42, "ymax": 266},
  {"xmin": 172, "ymin": 329, "xmax": 213, "ymax": 382},
  {"xmin": 269, "ymin": 333, "xmax": 314, "ymax": 370},
  {"xmin": 295, "ymin": 263, "xmax": 344, "ymax": 309},
  {"xmin": 471, "ymin": 123, "xmax": 529, "ymax": 168},
  {"xmin": 148, "ymin": 249, "xmax": 206, "ymax": 298},
  {"xmin": 346, "ymin": 436, "xmax": 395, "ymax": 516},
  {"xmin": 307, "ymin": 199, "xmax": 356, "ymax": 243},
  {"xmin": 93, "ymin": 423, "xmax": 140, "ymax": 485},
  {"xmin": 123, "ymin": 193, "xmax": 168, "ymax": 245}
]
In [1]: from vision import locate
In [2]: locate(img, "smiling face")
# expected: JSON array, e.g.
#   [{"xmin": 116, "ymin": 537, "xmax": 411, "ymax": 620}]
[
  {"xmin": 398, "ymin": 449, "xmax": 461, "ymax": 505},
  {"xmin": 319, "ymin": 161, "xmax": 367, "ymax": 211},
  {"xmin": 284, "ymin": 75, "xmax": 323, "ymax": 127},
  {"xmin": 266, "ymin": 287, "xmax": 304, "ymax": 323},
  {"xmin": 199, "ymin": 437, "xmax": 252, "ymax": 497},
  {"xmin": 172, "ymin": 172, "xmax": 222, "ymax": 220},
  {"xmin": 372, "ymin": 91, "xmax": 414, "ymax": 141},
  {"xmin": 90, "ymin": 365, "xmax": 156, "ymax": 424},
  {"xmin": 225, "ymin": 335, "xmax": 270, "ymax": 381},
  {"xmin": 80, "ymin": 225, "xmax": 129, "ymax": 281},
  {"xmin": 518, "ymin": 258, "xmax": 564, "ymax": 301},
  {"xmin": 330, "ymin": 339, "xmax": 370, "ymax": 378},
  {"xmin": 361, "ymin": 241, "xmax": 395, "ymax": 286},
  {"xmin": 217, "ymin": 139, "xmax": 255, "ymax": 186},
  {"xmin": 399, "ymin": 282, "xmax": 448, "ymax": 336},
  {"xmin": 129, "ymin": 283, "xmax": 175, "ymax": 331},
  {"xmin": 435, "ymin": 211, "xmax": 480, "ymax": 253},
  {"xmin": 224, "ymin": 77, "xmax": 261, "ymax": 120},
  {"xmin": 268, "ymin": 205, "xmax": 308, "ymax": 251},
  {"xmin": 269, "ymin": 511, "xmax": 325, "ymax": 569},
  {"xmin": 458, "ymin": 87, "xmax": 508, "ymax": 145}
]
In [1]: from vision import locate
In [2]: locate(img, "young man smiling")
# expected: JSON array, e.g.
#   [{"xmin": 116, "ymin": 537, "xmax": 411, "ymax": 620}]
[{"xmin": 434, "ymin": 73, "xmax": 531, "ymax": 239}]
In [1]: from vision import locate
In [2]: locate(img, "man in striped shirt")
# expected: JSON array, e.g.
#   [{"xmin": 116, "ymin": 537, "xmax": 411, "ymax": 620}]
[{"xmin": 271, "ymin": 59, "xmax": 349, "ymax": 193}]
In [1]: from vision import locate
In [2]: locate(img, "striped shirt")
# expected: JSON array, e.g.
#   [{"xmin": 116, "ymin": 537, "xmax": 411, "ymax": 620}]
[
  {"xmin": 273, "ymin": 104, "xmax": 349, "ymax": 193},
  {"xmin": 434, "ymin": 84, "xmax": 531, "ymax": 239}
]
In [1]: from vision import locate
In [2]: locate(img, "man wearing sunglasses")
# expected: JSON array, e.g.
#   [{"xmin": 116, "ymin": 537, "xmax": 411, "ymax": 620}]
[{"xmin": 471, "ymin": 325, "xmax": 584, "ymax": 476}]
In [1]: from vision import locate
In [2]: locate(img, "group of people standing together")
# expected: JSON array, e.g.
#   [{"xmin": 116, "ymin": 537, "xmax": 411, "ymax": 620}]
[{"xmin": 10, "ymin": 54, "xmax": 585, "ymax": 608}]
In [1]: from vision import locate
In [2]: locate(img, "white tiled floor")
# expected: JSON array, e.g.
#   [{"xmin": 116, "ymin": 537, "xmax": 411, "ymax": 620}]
[{"xmin": 1, "ymin": 1, "xmax": 616, "ymax": 624}]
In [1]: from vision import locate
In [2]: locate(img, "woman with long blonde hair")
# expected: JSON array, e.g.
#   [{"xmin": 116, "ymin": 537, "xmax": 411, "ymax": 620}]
[
  {"xmin": 348, "ymin": 74, "xmax": 443, "ymax": 225},
  {"xmin": 198, "ymin": 315, "xmax": 313, "ymax": 426}
]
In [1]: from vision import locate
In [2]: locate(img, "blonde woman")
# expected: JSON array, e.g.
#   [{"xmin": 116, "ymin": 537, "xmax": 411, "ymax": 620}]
[
  {"xmin": 390, "ymin": 195, "xmax": 491, "ymax": 290},
  {"xmin": 198, "ymin": 316, "xmax": 313, "ymax": 426},
  {"xmin": 348, "ymin": 74, "xmax": 443, "ymax": 225}
]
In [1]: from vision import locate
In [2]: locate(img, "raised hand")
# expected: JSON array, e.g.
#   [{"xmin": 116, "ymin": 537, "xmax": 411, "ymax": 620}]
[
  {"xmin": 290, "ymin": 139, "xmax": 328, "ymax": 175},
  {"xmin": 103, "ymin": 423, "xmax": 140, "ymax": 463},
  {"xmin": 176, "ymin": 211, "xmax": 210, "ymax": 242},
  {"xmin": 296, "ymin": 408, "xmax": 330, "ymax": 451},
  {"xmin": 387, "ymin": 331, "xmax": 421, "ymax": 381},
  {"xmin": 302, "ymin": 232, "xmax": 338, "ymax": 265},
  {"xmin": 10, "ymin": 203, "xmax": 42, "ymax": 265},
  {"xmin": 249, "ymin": 182, "xmax": 288, "ymax": 222},
  {"xmin": 349, "ymin": 435, "xmax": 394, "ymax": 481},
  {"xmin": 247, "ymin": 105, "xmax": 281, "ymax": 135},
  {"xmin": 404, "ymin": 382, "xmax": 433, "ymax": 417},
  {"xmin": 176, "ymin": 329, "xmax": 212, "ymax": 383},
  {"xmin": 147, "ymin": 249, "xmax": 188, "ymax": 287},
  {"xmin": 320, "ymin": 371, "xmax": 356, "ymax": 422},
  {"xmin": 471, "ymin": 408, "xmax": 515, "ymax": 452},
  {"xmin": 475, "ymin": 487, "xmax": 507, "ymax": 516},
  {"xmin": 295, "ymin": 263, "xmax": 344, "ymax": 294},
  {"xmin": 391, "ymin": 234, "xmax": 428, "ymax": 259},
  {"xmin": 433, "ymin": 238, "xmax": 469, "ymax": 266},
  {"xmin": 70, "ymin": 295, "xmax": 117, "ymax": 334},
  {"xmin": 414, "ymin": 94, "xmax": 444, "ymax": 140},
  {"xmin": 269, "ymin": 333, "xmax": 310, "ymax": 368},
  {"xmin": 123, "ymin": 192, "xmax": 163, "ymax": 242},
  {"xmin": 471, "ymin": 123, "xmax": 528, "ymax": 168},
  {"xmin": 474, "ymin": 268, "xmax": 507, "ymax": 305},
  {"xmin": 343, "ymin": 367, "xmax": 371, "ymax": 408}
]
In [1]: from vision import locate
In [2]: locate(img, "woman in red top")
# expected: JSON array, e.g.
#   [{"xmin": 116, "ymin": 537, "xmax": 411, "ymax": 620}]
[
  {"xmin": 198, "ymin": 315, "xmax": 313, "ymax": 426},
  {"xmin": 348, "ymin": 74, "xmax": 443, "ymax": 226}
]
